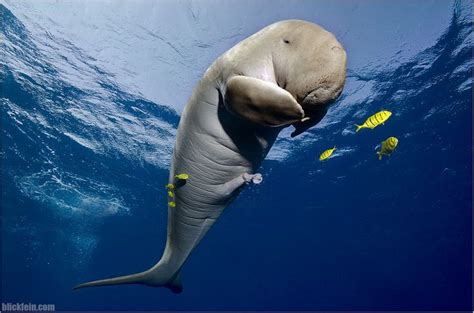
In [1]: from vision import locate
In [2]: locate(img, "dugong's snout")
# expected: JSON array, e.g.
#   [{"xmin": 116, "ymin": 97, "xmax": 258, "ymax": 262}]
[
  {"xmin": 290, "ymin": 82, "xmax": 345, "ymax": 137},
  {"xmin": 302, "ymin": 85, "xmax": 342, "ymax": 112},
  {"xmin": 289, "ymin": 39, "xmax": 346, "ymax": 137},
  {"xmin": 301, "ymin": 40, "xmax": 346, "ymax": 110}
]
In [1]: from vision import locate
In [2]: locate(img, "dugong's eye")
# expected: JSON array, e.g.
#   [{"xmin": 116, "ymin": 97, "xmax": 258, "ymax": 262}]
[{"xmin": 283, "ymin": 39, "xmax": 290, "ymax": 44}]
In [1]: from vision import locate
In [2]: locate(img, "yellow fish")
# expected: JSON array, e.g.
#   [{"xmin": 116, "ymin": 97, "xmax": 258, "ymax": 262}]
[
  {"xmin": 168, "ymin": 190, "xmax": 174, "ymax": 198},
  {"xmin": 377, "ymin": 136, "xmax": 398, "ymax": 160},
  {"xmin": 319, "ymin": 146, "xmax": 336, "ymax": 161},
  {"xmin": 165, "ymin": 183, "xmax": 174, "ymax": 190},
  {"xmin": 355, "ymin": 110, "xmax": 392, "ymax": 132},
  {"xmin": 168, "ymin": 201, "xmax": 176, "ymax": 208},
  {"xmin": 174, "ymin": 173, "xmax": 189, "ymax": 180}
]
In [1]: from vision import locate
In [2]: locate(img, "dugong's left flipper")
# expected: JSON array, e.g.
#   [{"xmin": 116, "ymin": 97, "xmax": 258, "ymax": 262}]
[{"xmin": 224, "ymin": 76, "xmax": 304, "ymax": 127}]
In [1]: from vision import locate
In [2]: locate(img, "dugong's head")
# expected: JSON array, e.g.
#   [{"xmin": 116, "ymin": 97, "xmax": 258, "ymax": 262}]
[{"xmin": 270, "ymin": 20, "xmax": 347, "ymax": 136}]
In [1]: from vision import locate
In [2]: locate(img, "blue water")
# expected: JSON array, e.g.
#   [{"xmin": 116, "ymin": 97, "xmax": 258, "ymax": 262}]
[{"xmin": 1, "ymin": 2, "xmax": 472, "ymax": 311}]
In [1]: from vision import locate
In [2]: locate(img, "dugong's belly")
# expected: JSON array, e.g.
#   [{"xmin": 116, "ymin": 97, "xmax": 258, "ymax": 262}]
[
  {"xmin": 171, "ymin": 84, "xmax": 266, "ymax": 209},
  {"xmin": 165, "ymin": 80, "xmax": 277, "ymax": 255},
  {"xmin": 164, "ymin": 81, "xmax": 267, "ymax": 260}
]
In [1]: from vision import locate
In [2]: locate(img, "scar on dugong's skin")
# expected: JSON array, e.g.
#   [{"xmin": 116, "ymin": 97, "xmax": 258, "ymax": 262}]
[{"xmin": 74, "ymin": 19, "xmax": 346, "ymax": 293}]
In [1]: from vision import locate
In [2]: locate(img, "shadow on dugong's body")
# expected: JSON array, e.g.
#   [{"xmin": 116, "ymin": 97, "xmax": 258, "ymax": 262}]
[{"xmin": 74, "ymin": 20, "xmax": 346, "ymax": 293}]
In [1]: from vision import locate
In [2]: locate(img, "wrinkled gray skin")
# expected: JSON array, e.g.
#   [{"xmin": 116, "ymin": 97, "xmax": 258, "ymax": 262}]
[{"xmin": 74, "ymin": 20, "xmax": 346, "ymax": 293}]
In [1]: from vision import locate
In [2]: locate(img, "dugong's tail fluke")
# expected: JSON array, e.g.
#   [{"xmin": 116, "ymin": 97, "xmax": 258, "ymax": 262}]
[
  {"xmin": 73, "ymin": 271, "xmax": 148, "ymax": 290},
  {"xmin": 73, "ymin": 266, "xmax": 183, "ymax": 293}
]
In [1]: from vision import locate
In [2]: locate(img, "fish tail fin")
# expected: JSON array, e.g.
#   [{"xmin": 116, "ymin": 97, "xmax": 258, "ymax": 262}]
[
  {"xmin": 377, "ymin": 152, "xmax": 382, "ymax": 160},
  {"xmin": 73, "ymin": 263, "xmax": 183, "ymax": 293},
  {"xmin": 355, "ymin": 124, "xmax": 362, "ymax": 132}
]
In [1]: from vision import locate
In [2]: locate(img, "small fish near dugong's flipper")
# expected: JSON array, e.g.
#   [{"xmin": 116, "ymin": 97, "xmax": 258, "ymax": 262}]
[{"xmin": 74, "ymin": 20, "xmax": 346, "ymax": 293}]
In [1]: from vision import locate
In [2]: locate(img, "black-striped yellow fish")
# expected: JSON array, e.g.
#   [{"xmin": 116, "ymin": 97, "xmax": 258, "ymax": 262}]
[
  {"xmin": 355, "ymin": 110, "xmax": 392, "ymax": 132},
  {"xmin": 319, "ymin": 147, "xmax": 336, "ymax": 161},
  {"xmin": 377, "ymin": 137, "xmax": 398, "ymax": 160}
]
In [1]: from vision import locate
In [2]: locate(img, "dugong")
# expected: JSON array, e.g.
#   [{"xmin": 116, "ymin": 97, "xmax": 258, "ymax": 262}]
[{"xmin": 74, "ymin": 19, "xmax": 346, "ymax": 293}]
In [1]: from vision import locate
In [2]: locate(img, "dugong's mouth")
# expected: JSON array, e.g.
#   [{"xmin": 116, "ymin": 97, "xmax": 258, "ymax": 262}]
[
  {"xmin": 290, "ymin": 88, "xmax": 337, "ymax": 137},
  {"xmin": 290, "ymin": 106, "xmax": 327, "ymax": 137}
]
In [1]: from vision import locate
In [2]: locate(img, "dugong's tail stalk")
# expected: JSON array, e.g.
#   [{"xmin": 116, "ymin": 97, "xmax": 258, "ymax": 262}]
[
  {"xmin": 73, "ymin": 264, "xmax": 183, "ymax": 293},
  {"xmin": 74, "ymin": 173, "xmax": 263, "ymax": 293}
]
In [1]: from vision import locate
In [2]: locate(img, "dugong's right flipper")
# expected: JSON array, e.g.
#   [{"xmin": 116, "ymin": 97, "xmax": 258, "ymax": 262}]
[
  {"xmin": 224, "ymin": 76, "xmax": 304, "ymax": 127},
  {"xmin": 243, "ymin": 173, "xmax": 263, "ymax": 184},
  {"xmin": 216, "ymin": 173, "xmax": 263, "ymax": 198}
]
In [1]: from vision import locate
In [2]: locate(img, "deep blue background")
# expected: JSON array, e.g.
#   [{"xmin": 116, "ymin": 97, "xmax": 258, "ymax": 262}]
[{"xmin": 1, "ymin": 2, "xmax": 472, "ymax": 311}]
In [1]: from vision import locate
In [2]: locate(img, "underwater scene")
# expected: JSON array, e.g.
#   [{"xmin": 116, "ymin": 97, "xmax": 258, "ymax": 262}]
[{"xmin": 1, "ymin": 0, "xmax": 472, "ymax": 311}]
